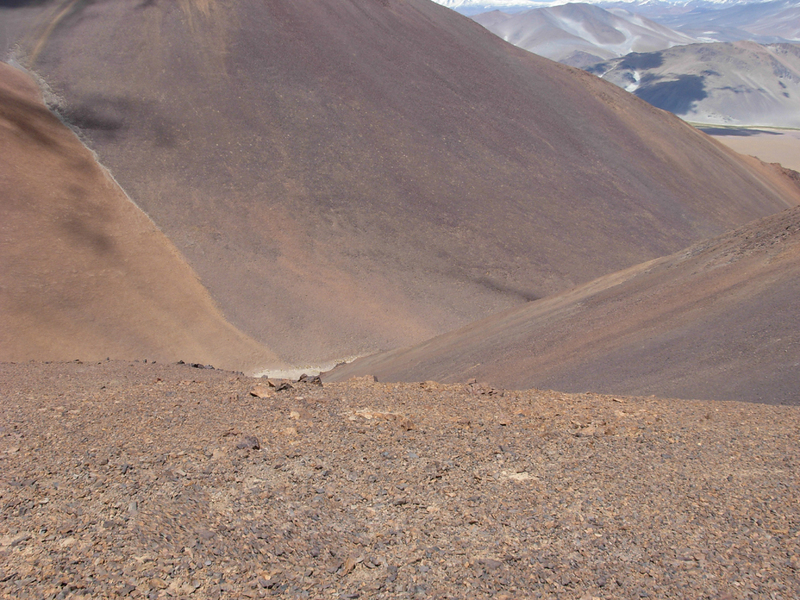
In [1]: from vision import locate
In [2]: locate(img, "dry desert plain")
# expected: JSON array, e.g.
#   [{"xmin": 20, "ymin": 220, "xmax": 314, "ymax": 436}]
[{"xmin": 706, "ymin": 127, "xmax": 800, "ymax": 173}]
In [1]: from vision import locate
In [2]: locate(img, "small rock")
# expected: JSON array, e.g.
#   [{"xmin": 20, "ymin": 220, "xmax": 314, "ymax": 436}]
[
  {"xmin": 150, "ymin": 578, "xmax": 168, "ymax": 589},
  {"xmin": 341, "ymin": 555, "xmax": 362, "ymax": 576},
  {"xmin": 236, "ymin": 436, "xmax": 260, "ymax": 450},
  {"xmin": 478, "ymin": 558, "xmax": 502, "ymax": 571},
  {"xmin": 297, "ymin": 374, "xmax": 323, "ymax": 386},
  {"xmin": 250, "ymin": 385, "xmax": 273, "ymax": 399},
  {"xmin": 327, "ymin": 559, "xmax": 344, "ymax": 574}
]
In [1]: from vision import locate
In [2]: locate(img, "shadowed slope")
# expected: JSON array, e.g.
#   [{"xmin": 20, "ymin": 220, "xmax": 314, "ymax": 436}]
[
  {"xmin": 4, "ymin": 0, "xmax": 799, "ymax": 364},
  {"xmin": 0, "ymin": 63, "xmax": 284, "ymax": 373},
  {"xmin": 326, "ymin": 205, "xmax": 800, "ymax": 404}
]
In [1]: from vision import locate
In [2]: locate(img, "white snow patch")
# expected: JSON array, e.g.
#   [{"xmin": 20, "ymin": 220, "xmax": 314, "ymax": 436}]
[{"xmin": 625, "ymin": 70, "xmax": 641, "ymax": 92}]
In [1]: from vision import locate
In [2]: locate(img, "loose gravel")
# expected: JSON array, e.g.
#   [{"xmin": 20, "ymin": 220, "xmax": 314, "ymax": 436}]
[{"xmin": 1, "ymin": 361, "xmax": 799, "ymax": 599}]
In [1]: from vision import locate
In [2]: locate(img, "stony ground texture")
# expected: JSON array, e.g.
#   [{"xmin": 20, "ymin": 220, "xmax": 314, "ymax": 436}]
[{"xmin": 1, "ymin": 361, "xmax": 799, "ymax": 599}]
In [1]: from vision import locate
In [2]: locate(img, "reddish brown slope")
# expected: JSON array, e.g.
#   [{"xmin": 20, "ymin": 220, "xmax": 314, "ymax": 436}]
[
  {"xmin": 326, "ymin": 206, "xmax": 800, "ymax": 404},
  {"xmin": 0, "ymin": 63, "xmax": 284, "ymax": 373},
  {"xmin": 3, "ymin": 0, "xmax": 799, "ymax": 364}
]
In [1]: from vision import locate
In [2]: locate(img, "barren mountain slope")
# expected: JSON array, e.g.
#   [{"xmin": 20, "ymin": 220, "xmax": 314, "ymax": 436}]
[
  {"xmin": 0, "ymin": 63, "xmax": 284, "ymax": 373},
  {"xmin": 326, "ymin": 205, "xmax": 800, "ymax": 404},
  {"xmin": 4, "ymin": 0, "xmax": 799, "ymax": 365},
  {"xmin": 2, "ymin": 361, "xmax": 800, "ymax": 598}
]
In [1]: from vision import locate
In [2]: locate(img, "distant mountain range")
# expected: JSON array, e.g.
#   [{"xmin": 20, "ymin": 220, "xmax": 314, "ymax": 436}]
[
  {"xmin": 434, "ymin": 0, "xmax": 548, "ymax": 15},
  {"xmin": 437, "ymin": 0, "xmax": 800, "ymax": 21},
  {"xmin": 590, "ymin": 41, "xmax": 800, "ymax": 127},
  {"xmin": 472, "ymin": 3, "xmax": 696, "ymax": 66},
  {"xmin": 463, "ymin": 1, "xmax": 800, "ymax": 125},
  {"xmin": 439, "ymin": 0, "xmax": 800, "ymax": 43},
  {"xmin": 652, "ymin": 0, "xmax": 800, "ymax": 42}
]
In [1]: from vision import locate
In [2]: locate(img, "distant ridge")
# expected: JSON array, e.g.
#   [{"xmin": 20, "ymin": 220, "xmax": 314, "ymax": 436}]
[
  {"xmin": 653, "ymin": 0, "xmax": 800, "ymax": 43},
  {"xmin": 2, "ymin": 0, "xmax": 798, "ymax": 366},
  {"xmin": 472, "ymin": 4, "xmax": 696, "ymax": 67},
  {"xmin": 590, "ymin": 41, "xmax": 800, "ymax": 128}
]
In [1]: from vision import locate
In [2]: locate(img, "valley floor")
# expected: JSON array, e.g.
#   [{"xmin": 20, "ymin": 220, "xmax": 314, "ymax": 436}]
[
  {"xmin": 1, "ymin": 361, "xmax": 799, "ymax": 598},
  {"xmin": 704, "ymin": 126, "xmax": 800, "ymax": 172}
]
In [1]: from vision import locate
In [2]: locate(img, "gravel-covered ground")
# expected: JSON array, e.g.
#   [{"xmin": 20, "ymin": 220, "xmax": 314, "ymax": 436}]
[{"xmin": 1, "ymin": 361, "xmax": 799, "ymax": 599}]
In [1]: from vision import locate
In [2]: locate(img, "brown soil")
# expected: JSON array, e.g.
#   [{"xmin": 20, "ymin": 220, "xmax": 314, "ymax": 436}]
[
  {"xmin": 2, "ymin": 0, "xmax": 798, "ymax": 365},
  {"xmin": 2, "ymin": 360, "xmax": 800, "ymax": 599}
]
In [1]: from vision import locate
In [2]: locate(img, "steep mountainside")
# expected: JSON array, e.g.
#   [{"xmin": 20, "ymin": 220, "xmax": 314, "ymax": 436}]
[
  {"xmin": 0, "ymin": 63, "xmax": 283, "ymax": 373},
  {"xmin": 326, "ymin": 205, "xmax": 800, "ymax": 404},
  {"xmin": 2, "ymin": 0, "xmax": 798, "ymax": 366},
  {"xmin": 590, "ymin": 41, "xmax": 800, "ymax": 127},
  {"xmin": 473, "ymin": 4, "xmax": 696, "ymax": 67}
]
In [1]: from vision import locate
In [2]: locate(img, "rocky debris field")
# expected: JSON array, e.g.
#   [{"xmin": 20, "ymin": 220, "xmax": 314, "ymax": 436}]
[{"xmin": 1, "ymin": 361, "xmax": 799, "ymax": 599}]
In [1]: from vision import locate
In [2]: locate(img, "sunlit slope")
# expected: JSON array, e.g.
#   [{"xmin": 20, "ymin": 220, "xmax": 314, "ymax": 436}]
[
  {"xmin": 5, "ymin": 0, "xmax": 799, "ymax": 364},
  {"xmin": 0, "ymin": 63, "xmax": 285, "ymax": 374}
]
